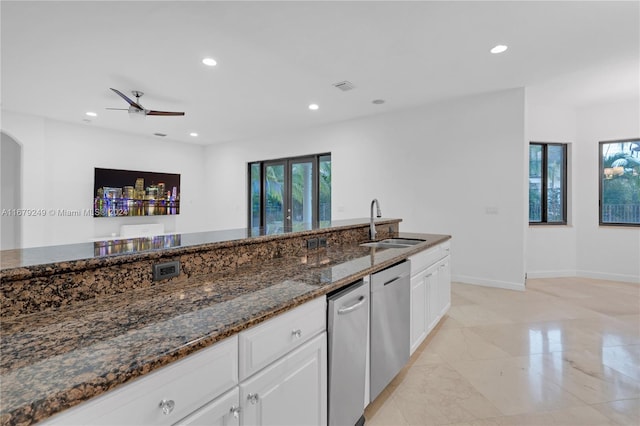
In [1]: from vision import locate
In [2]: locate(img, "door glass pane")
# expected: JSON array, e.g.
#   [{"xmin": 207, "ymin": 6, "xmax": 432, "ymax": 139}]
[
  {"xmin": 319, "ymin": 155, "xmax": 331, "ymax": 226},
  {"xmin": 249, "ymin": 163, "xmax": 261, "ymax": 229},
  {"xmin": 265, "ymin": 164, "xmax": 285, "ymax": 234},
  {"xmin": 546, "ymin": 145, "xmax": 564, "ymax": 222},
  {"xmin": 529, "ymin": 145, "xmax": 542, "ymax": 222},
  {"xmin": 291, "ymin": 161, "xmax": 313, "ymax": 231}
]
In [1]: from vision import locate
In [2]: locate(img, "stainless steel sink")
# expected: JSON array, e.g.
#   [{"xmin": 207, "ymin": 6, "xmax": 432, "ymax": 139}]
[
  {"xmin": 380, "ymin": 238, "xmax": 423, "ymax": 246},
  {"xmin": 360, "ymin": 242, "xmax": 410, "ymax": 249},
  {"xmin": 359, "ymin": 238, "xmax": 425, "ymax": 249}
]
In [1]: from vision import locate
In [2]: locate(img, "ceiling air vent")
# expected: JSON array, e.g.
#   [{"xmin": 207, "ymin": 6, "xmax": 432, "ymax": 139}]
[{"xmin": 333, "ymin": 81, "xmax": 355, "ymax": 91}]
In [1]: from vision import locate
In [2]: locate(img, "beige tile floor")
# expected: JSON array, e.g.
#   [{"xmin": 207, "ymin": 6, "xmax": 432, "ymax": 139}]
[{"xmin": 365, "ymin": 277, "xmax": 640, "ymax": 425}]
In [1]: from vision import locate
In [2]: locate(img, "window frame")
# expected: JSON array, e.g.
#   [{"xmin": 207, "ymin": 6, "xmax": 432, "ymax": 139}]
[
  {"xmin": 529, "ymin": 142, "xmax": 568, "ymax": 226},
  {"xmin": 247, "ymin": 153, "xmax": 330, "ymax": 230},
  {"xmin": 598, "ymin": 138, "xmax": 640, "ymax": 227}
]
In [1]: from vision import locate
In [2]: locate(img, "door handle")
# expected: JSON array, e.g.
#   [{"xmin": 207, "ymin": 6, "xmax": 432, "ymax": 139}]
[
  {"xmin": 383, "ymin": 276, "xmax": 401, "ymax": 286},
  {"xmin": 338, "ymin": 295, "xmax": 366, "ymax": 314}
]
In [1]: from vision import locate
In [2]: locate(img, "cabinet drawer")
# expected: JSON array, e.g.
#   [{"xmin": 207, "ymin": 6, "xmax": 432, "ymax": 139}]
[
  {"xmin": 239, "ymin": 297, "xmax": 326, "ymax": 380},
  {"xmin": 410, "ymin": 245, "xmax": 440, "ymax": 274},
  {"xmin": 44, "ymin": 336, "xmax": 238, "ymax": 426},
  {"xmin": 410, "ymin": 241, "xmax": 450, "ymax": 274},
  {"xmin": 174, "ymin": 387, "xmax": 239, "ymax": 426},
  {"xmin": 440, "ymin": 240, "xmax": 451, "ymax": 258}
]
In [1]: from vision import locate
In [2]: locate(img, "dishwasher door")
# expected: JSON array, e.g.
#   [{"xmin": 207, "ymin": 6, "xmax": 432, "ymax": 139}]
[
  {"xmin": 327, "ymin": 279, "xmax": 369, "ymax": 426},
  {"xmin": 370, "ymin": 260, "xmax": 411, "ymax": 402}
]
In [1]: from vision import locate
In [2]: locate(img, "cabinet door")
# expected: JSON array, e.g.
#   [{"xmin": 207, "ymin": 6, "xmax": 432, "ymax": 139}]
[
  {"xmin": 175, "ymin": 388, "xmax": 239, "ymax": 426},
  {"xmin": 426, "ymin": 263, "xmax": 440, "ymax": 332},
  {"xmin": 410, "ymin": 268, "xmax": 428, "ymax": 355},
  {"xmin": 240, "ymin": 333, "xmax": 327, "ymax": 426},
  {"xmin": 438, "ymin": 256, "xmax": 451, "ymax": 316}
]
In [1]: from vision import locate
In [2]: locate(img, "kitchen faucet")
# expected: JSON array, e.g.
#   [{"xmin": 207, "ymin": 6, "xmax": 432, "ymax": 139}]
[{"xmin": 370, "ymin": 199, "xmax": 382, "ymax": 240}]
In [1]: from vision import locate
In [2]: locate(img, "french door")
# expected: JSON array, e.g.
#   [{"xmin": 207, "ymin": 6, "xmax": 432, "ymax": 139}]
[{"xmin": 249, "ymin": 154, "xmax": 330, "ymax": 234}]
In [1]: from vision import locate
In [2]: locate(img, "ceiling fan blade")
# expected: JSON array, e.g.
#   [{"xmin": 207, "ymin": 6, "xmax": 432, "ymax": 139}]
[
  {"xmin": 147, "ymin": 110, "xmax": 185, "ymax": 116},
  {"xmin": 110, "ymin": 88, "xmax": 143, "ymax": 110}
]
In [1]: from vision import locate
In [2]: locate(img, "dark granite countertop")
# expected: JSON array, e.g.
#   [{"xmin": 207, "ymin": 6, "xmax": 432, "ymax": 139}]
[
  {"xmin": 0, "ymin": 218, "xmax": 401, "ymax": 280},
  {"xmin": 0, "ymin": 231, "xmax": 450, "ymax": 426}
]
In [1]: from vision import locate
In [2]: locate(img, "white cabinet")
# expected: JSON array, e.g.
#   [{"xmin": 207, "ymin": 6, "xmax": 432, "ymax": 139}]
[
  {"xmin": 410, "ymin": 267, "xmax": 428, "ymax": 354},
  {"xmin": 239, "ymin": 297, "xmax": 325, "ymax": 380},
  {"xmin": 438, "ymin": 256, "xmax": 451, "ymax": 317},
  {"xmin": 240, "ymin": 333, "xmax": 327, "ymax": 426},
  {"xmin": 43, "ymin": 336, "xmax": 239, "ymax": 426},
  {"xmin": 409, "ymin": 241, "xmax": 451, "ymax": 355},
  {"xmin": 176, "ymin": 388, "xmax": 240, "ymax": 426},
  {"xmin": 237, "ymin": 296, "xmax": 326, "ymax": 426},
  {"xmin": 410, "ymin": 261, "xmax": 439, "ymax": 355},
  {"xmin": 43, "ymin": 296, "xmax": 328, "ymax": 426},
  {"xmin": 426, "ymin": 262, "xmax": 441, "ymax": 333}
]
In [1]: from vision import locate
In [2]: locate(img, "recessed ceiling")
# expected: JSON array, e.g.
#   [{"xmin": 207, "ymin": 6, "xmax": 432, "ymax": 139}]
[{"xmin": 1, "ymin": 1, "xmax": 638, "ymax": 145}]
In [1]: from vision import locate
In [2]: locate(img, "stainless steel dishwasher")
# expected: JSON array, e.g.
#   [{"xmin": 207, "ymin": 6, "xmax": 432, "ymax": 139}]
[
  {"xmin": 370, "ymin": 260, "xmax": 411, "ymax": 402},
  {"xmin": 327, "ymin": 279, "xmax": 369, "ymax": 426}
]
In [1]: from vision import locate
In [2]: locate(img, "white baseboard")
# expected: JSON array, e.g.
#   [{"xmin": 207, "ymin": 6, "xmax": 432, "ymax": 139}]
[
  {"xmin": 526, "ymin": 269, "xmax": 639, "ymax": 284},
  {"xmin": 576, "ymin": 270, "xmax": 640, "ymax": 284},
  {"xmin": 526, "ymin": 270, "xmax": 577, "ymax": 279},
  {"xmin": 452, "ymin": 274, "xmax": 525, "ymax": 291}
]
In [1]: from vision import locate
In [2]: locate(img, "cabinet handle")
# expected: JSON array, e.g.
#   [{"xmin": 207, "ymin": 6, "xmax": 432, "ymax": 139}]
[
  {"xmin": 247, "ymin": 393, "xmax": 260, "ymax": 405},
  {"xmin": 230, "ymin": 405, "xmax": 241, "ymax": 419},
  {"xmin": 291, "ymin": 329, "xmax": 302, "ymax": 338},
  {"xmin": 159, "ymin": 399, "xmax": 176, "ymax": 415}
]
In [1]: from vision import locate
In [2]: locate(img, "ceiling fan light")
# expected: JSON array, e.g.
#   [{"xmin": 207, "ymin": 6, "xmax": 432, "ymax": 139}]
[
  {"xmin": 308, "ymin": 104, "xmax": 319, "ymax": 111},
  {"xmin": 202, "ymin": 57, "xmax": 217, "ymax": 66},
  {"xmin": 190, "ymin": 132, "xmax": 198, "ymax": 137},
  {"xmin": 128, "ymin": 110, "xmax": 145, "ymax": 120}
]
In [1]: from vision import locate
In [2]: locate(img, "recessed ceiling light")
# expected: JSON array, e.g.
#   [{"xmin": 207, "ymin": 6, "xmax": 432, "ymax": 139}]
[
  {"xmin": 490, "ymin": 45, "xmax": 508, "ymax": 54},
  {"xmin": 308, "ymin": 104, "xmax": 319, "ymax": 111},
  {"xmin": 202, "ymin": 57, "xmax": 217, "ymax": 66},
  {"xmin": 190, "ymin": 132, "xmax": 199, "ymax": 137},
  {"xmin": 85, "ymin": 111, "xmax": 97, "ymax": 117}
]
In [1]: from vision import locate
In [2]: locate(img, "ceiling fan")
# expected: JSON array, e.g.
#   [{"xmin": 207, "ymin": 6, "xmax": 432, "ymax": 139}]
[{"xmin": 107, "ymin": 88, "xmax": 185, "ymax": 117}]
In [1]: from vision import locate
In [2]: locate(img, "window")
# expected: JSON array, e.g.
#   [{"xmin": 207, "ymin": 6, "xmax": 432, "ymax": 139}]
[
  {"xmin": 529, "ymin": 142, "xmax": 567, "ymax": 224},
  {"xmin": 248, "ymin": 153, "xmax": 331, "ymax": 233},
  {"xmin": 599, "ymin": 139, "xmax": 640, "ymax": 226}
]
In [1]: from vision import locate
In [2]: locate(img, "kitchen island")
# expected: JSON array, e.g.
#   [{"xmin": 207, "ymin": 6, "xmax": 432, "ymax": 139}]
[{"xmin": 0, "ymin": 219, "xmax": 450, "ymax": 425}]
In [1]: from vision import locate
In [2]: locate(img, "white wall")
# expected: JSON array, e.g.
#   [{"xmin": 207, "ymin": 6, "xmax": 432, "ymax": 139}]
[
  {"xmin": 1, "ymin": 110, "xmax": 209, "ymax": 248},
  {"xmin": 525, "ymin": 91, "xmax": 578, "ymax": 277},
  {"xmin": 575, "ymin": 100, "xmax": 640, "ymax": 283},
  {"xmin": 3, "ymin": 88, "xmax": 634, "ymax": 285},
  {"xmin": 205, "ymin": 89, "xmax": 527, "ymax": 289},
  {"xmin": 1, "ymin": 132, "xmax": 22, "ymax": 249},
  {"xmin": 525, "ymin": 92, "xmax": 640, "ymax": 283}
]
